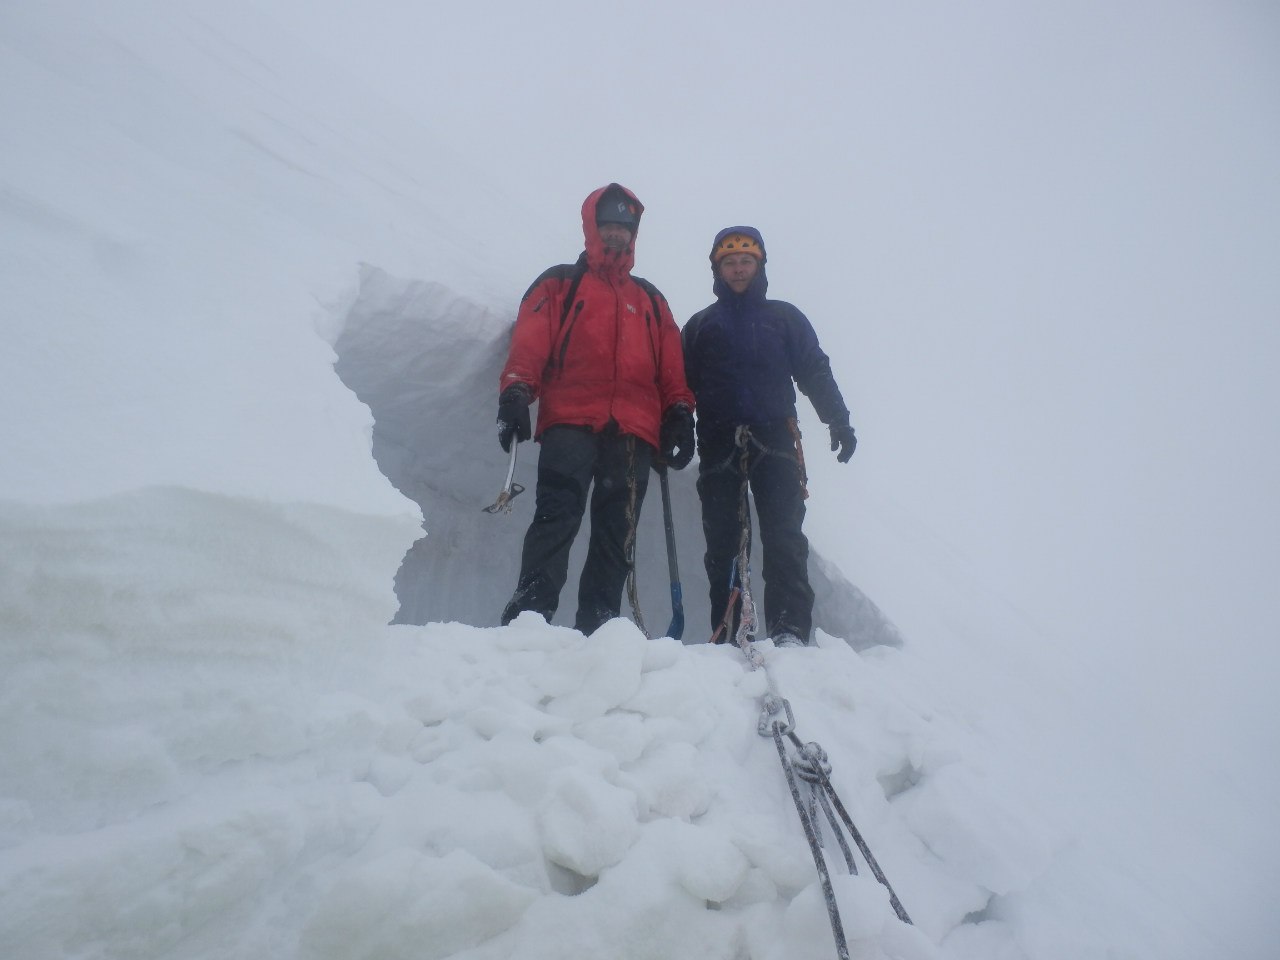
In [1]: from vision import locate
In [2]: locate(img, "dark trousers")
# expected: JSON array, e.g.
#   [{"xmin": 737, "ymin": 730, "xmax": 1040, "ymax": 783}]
[
  {"xmin": 698, "ymin": 422, "xmax": 813, "ymax": 641},
  {"xmin": 502, "ymin": 425, "xmax": 652, "ymax": 634}
]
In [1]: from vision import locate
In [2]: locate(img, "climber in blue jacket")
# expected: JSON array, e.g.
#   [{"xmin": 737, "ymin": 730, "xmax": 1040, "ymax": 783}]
[{"xmin": 682, "ymin": 226, "xmax": 856, "ymax": 647}]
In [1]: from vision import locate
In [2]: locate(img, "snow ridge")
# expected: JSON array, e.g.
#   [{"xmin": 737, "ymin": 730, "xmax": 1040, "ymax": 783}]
[{"xmin": 1, "ymin": 489, "xmax": 1043, "ymax": 959}]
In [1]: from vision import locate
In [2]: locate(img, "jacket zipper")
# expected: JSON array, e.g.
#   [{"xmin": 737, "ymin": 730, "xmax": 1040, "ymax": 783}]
[{"xmin": 610, "ymin": 280, "xmax": 622, "ymax": 420}]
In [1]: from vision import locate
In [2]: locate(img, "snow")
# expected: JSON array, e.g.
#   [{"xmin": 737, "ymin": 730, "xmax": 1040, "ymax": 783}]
[
  {"xmin": 0, "ymin": 490, "xmax": 999, "ymax": 959},
  {"xmin": 3, "ymin": 2, "xmax": 1278, "ymax": 959},
  {"xmin": 2, "ymin": 485, "xmax": 1256, "ymax": 959}
]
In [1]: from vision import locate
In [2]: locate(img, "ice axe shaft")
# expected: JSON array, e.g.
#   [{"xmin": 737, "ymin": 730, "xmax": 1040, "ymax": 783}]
[
  {"xmin": 483, "ymin": 444, "xmax": 526, "ymax": 514},
  {"xmin": 658, "ymin": 464, "xmax": 684, "ymax": 641}
]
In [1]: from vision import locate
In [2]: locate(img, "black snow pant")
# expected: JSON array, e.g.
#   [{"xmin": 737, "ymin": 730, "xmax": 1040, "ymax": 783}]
[
  {"xmin": 697, "ymin": 421, "xmax": 813, "ymax": 642},
  {"xmin": 501, "ymin": 424, "xmax": 652, "ymax": 635}
]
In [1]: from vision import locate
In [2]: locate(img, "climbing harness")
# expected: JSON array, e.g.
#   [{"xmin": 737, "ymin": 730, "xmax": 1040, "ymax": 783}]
[
  {"xmin": 708, "ymin": 423, "xmax": 813, "ymax": 641},
  {"xmin": 623, "ymin": 436, "xmax": 650, "ymax": 638}
]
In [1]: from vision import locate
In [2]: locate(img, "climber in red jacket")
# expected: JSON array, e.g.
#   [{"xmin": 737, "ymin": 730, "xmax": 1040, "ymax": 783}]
[{"xmin": 496, "ymin": 183, "xmax": 695, "ymax": 634}]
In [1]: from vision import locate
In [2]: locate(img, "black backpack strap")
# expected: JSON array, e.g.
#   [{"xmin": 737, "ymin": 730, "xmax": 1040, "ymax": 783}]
[
  {"xmin": 520, "ymin": 255, "xmax": 588, "ymax": 329},
  {"xmin": 632, "ymin": 275, "xmax": 666, "ymax": 331},
  {"xmin": 524, "ymin": 257, "xmax": 590, "ymax": 382},
  {"xmin": 633, "ymin": 275, "xmax": 673, "ymax": 392},
  {"xmin": 559, "ymin": 254, "xmax": 589, "ymax": 327}
]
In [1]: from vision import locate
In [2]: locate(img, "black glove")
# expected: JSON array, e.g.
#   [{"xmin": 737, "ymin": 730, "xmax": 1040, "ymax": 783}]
[
  {"xmin": 497, "ymin": 384, "xmax": 532, "ymax": 452},
  {"xmin": 829, "ymin": 422, "xmax": 857, "ymax": 463},
  {"xmin": 659, "ymin": 404, "xmax": 695, "ymax": 470}
]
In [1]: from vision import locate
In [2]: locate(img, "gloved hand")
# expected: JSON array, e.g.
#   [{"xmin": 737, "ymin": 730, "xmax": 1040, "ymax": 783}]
[
  {"xmin": 497, "ymin": 384, "xmax": 532, "ymax": 452},
  {"xmin": 829, "ymin": 422, "xmax": 857, "ymax": 463},
  {"xmin": 659, "ymin": 404, "xmax": 695, "ymax": 470}
]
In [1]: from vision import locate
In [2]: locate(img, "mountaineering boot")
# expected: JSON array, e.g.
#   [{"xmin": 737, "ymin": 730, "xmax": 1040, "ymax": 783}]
[{"xmin": 771, "ymin": 631, "xmax": 805, "ymax": 648}]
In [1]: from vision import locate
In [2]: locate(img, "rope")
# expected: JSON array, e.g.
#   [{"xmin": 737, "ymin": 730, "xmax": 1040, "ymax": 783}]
[
  {"xmin": 708, "ymin": 423, "xmax": 814, "ymax": 642},
  {"xmin": 731, "ymin": 427, "xmax": 758, "ymax": 649},
  {"xmin": 793, "ymin": 741, "xmax": 858, "ymax": 876},
  {"xmin": 710, "ymin": 427, "xmax": 757, "ymax": 645},
  {"xmin": 763, "ymin": 710, "xmax": 915, "ymax": 957},
  {"xmin": 623, "ymin": 435, "xmax": 649, "ymax": 639},
  {"xmin": 785, "ymin": 726, "xmax": 914, "ymax": 926},
  {"xmin": 771, "ymin": 722, "xmax": 851, "ymax": 960},
  {"xmin": 707, "ymin": 425, "xmax": 911, "ymax": 952},
  {"xmin": 719, "ymin": 499, "xmax": 913, "ymax": 951}
]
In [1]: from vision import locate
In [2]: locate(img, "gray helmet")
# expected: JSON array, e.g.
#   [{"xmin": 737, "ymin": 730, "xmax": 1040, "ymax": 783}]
[{"xmin": 596, "ymin": 188, "xmax": 639, "ymax": 229}]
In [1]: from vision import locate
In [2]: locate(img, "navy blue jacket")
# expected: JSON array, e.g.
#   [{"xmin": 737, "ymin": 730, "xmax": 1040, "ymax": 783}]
[{"xmin": 682, "ymin": 228, "xmax": 849, "ymax": 440}]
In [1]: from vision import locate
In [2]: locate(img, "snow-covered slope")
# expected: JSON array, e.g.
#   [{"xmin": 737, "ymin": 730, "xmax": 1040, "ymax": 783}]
[{"xmin": 0, "ymin": 490, "xmax": 1046, "ymax": 960}]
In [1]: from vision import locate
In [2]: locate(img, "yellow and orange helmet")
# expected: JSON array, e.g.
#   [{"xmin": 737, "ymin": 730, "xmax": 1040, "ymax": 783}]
[{"xmin": 711, "ymin": 230, "xmax": 765, "ymax": 265}]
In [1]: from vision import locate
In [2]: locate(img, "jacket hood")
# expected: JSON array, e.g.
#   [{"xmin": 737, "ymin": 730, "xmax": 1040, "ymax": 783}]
[
  {"xmin": 582, "ymin": 183, "xmax": 643, "ymax": 277},
  {"xmin": 710, "ymin": 225, "xmax": 769, "ymax": 301}
]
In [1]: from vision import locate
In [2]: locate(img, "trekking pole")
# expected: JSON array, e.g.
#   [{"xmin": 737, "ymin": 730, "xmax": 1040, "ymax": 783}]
[
  {"xmin": 482, "ymin": 444, "xmax": 526, "ymax": 514},
  {"xmin": 656, "ymin": 464, "xmax": 684, "ymax": 641}
]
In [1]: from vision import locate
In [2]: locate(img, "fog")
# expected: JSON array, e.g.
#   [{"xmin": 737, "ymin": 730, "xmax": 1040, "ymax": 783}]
[
  {"xmin": 275, "ymin": 0, "xmax": 1280, "ymax": 737},
  {"xmin": 4, "ymin": 2, "xmax": 1278, "ymax": 954}
]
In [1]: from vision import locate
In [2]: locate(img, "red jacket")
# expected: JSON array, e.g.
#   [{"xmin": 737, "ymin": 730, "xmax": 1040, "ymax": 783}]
[{"xmin": 499, "ymin": 184, "xmax": 693, "ymax": 450}]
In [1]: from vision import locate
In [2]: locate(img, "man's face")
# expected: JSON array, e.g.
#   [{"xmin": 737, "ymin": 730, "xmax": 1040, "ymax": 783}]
[
  {"xmin": 719, "ymin": 253, "xmax": 759, "ymax": 294},
  {"xmin": 598, "ymin": 222, "xmax": 633, "ymax": 252}
]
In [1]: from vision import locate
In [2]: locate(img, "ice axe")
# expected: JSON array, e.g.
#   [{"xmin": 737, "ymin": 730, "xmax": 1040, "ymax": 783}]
[
  {"xmin": 656, "ymin": 463, "xmax": 684, "ymax": 641},
  {"xmin": 483, "ymin": 444, "xmax": 526, "ymax": 514}
]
